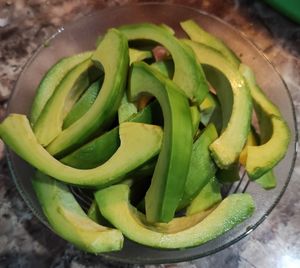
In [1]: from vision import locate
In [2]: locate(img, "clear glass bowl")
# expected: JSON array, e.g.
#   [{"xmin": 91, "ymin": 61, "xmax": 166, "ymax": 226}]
[{"xmin": 6, "ymin": 3, "xmax": 297, "ymax": 265}]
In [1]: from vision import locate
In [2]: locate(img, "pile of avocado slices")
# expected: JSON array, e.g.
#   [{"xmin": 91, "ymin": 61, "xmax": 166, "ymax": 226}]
[{"xmin": 0, "ymin": 20, "xmax": 290, "ymax": 253}]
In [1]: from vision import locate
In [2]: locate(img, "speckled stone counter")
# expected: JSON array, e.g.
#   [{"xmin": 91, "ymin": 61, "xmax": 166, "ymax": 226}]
[{"xmin": 0, "ymin": 0, "xmax": 299, "ymax": 267}]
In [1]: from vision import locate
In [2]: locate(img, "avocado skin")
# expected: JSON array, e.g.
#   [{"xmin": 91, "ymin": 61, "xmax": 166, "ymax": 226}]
[
  {"xmin": 129, "ymin": 62, "xmax": 193, "ymax": 223},
  {"xmin": 95, "ymin": 184, "xmax": 255, "ymax": 249},
  {"xmin": 32, "ymin": 172, "xmax": 123, "ymax": 253}
]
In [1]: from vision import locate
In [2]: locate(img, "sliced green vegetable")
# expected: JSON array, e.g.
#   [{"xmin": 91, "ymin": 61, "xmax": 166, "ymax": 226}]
[
  {"xmin": 217, "ymin": 162, "xmax": 240, "ymax": 184},
  {"xmin": 0, "ymin": 115, "xmax": 162, "ymax": 187},
  {"xmin": 129, "ymin": 48, "xmax": 152, "ymax": 64},
  {"xmin": 32, "ymin": 172, "xmax": 123, "ymax": 253},
  {"xmin": 180, "ymin": 19, "xmax": 240, "ymax": 68},
  {"xmin": 129, "ymin": 62, "xmax": 193, "ymax": 223},
  {"xmin": 30, "ymin": 51, "xmax": 92, "ymax": 125},
  {"xmin": 61, "ymin": 101, "xmax": 156, "ymax": 169},
  {"xmin": 178, "ymin": 123, "xmax": 218, "ymax": 209},
  {"xmin": 118, "ymin": 93, "xmax": 138, "ymax": 124},
  {"xmin": 119, "ymin": 23, "xmax": 208, "ymax": 103},
  {"xmin": 186, "ymin": 177, "xmax": 222, "ymax": 216},
  {"xmin": 183, "ymin": 40, "xmax": 252, "ymax": 168},
  {"xmin": 63, "ymin": 79, "xmax": 101, "ymax": 129},
  {"xmin": 46, "ymin": 29, "xmax": 129, "ymax": 156},
  {"xmin": 33, "ymin": 59, "xmax": 99, "ymax": 146},
  {"xmin": 240, "ymin": 64, "xmax": 290, "ymax": 179},
  {"xmin": 95, "ymin": 184, "xmax": 255, "ymax": 249}
]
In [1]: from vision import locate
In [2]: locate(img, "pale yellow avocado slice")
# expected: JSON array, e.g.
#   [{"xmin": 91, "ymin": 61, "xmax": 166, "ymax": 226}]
[
  {"xmin": 32, "ymin": 172, "xmax": 123, "ymax": 253},
  {"xmin": 95, "ymin": 184, "xmax": 255, "ymax": 249},
  {"xmin": 239, "ymin": 64, "xmax": 290, "ymax": 179},
  {"xmin": 0, "ymin": 114, "xmax": 162, "ymax": 187}
]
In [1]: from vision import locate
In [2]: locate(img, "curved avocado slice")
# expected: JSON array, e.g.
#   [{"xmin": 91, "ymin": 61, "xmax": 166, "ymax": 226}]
[
  {"xmin": 118, "ymin": 93, "xmax": 138, "ymax": 124},
  {"xmin": 32, "ymin": 172, "xmax": 123, "ymax": 253},
  {"xmin": 129, "ymin": 48, "xmax": 152, "ymax": 64},
  {"xmin": 239, "ymin": 64, "xmax": 290, "ymax": 179},
  {"xmin": 95, "ymin": 184, "xmax": 255, "ymax": 249},
  {"xmin": 119, "ymin": 23, "xmax": 208, "ymax": 103},
  {"xmin": 240, "ymin": 129, "xmax": 277, "ymax": 189},
  {"xmin": 46, "ymin": 29, "xmax": 129, "ymax": 156},
  {"xmin": 63, "ymin": 79, "xmax": 101, "ymax": 129},
  {"xmin": 33, "ymin": 59, "xmax": 99, "ymax": 146},
  {"xmin": 246, "ymin": 115, "xmax": 289, "ymax": 179},
  {"xmin": 178, "ymin": 123, "xmax": 218, "ymax": 209},
  {"xmin": 129, "ymin": 62, "xmax": 193, "ymax": 223},
  {"xmin": 180, "ymin": 19, "xmax": 240, "ymax": 68},
  {"xmin": 186, "ymin": 177, "xmax": 222, "ymax": 216},
  {"xmin": 183, "ymin": 40, "xmax": 252, "ymax": 168},
  {"xmin": 0, "ymin": 114, "xmax": 162, "ymax": 187},
  {"xmin": 61, "ymin": 101, "xmax": 157, "ymax": 169},
  {"xmin": 30, "ymin": 51, "xmax": 92, "ymax": 125}
]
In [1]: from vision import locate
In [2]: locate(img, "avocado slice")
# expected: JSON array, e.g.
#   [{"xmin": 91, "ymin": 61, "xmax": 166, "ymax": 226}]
[
  {"xmin": 61, "ymin": 101, "xmax": 157, "ymax": 169},
  {"xmin": 183, "ymin": 40, "xmax": 252, "ymax": 168},
  {"xmin": 217, "ymin": 162, "xmax": 240, "ymax": 184},
  {"xmin": 0, "ymin": 114, "xmax": 162, "ymax": 187},
  {"xmin": 33, "ymin": 59, "xmax": 99, "ymax": 146},
  {"xmin": 239, "ymin": 64, "xmax": 290, "ymax": 179},
  {"xmin": 186, "ymin": 177, "xmax": 222, "ymax": 216},
  {"xmin": 240, "ymin": 129, "xmax": 277, "ymax": 189},
  {"xmin": 30, "ymin": 51, "xmax": 92, "ymax": 125},
  {"xmin": 129, "ymin": 48, "xmax": 152, "ymax": 64},
  {"xmin": 199, "ymin": 93, "xmax": 218, "ymax": 126},
  {"xmin": 129, "ymin": 62, "xmax": 193, "ymax": 223},
  {"xmin": 119, "ymin": 23, "xmax": 208, "ymax": 103},
  {"xmin": 180, "ymin": 19, "xmax": 240, "ymax": 68},
  {"xmin": 63, "ymin": 79, "xmax": 101, "ymax": 129},
  {"xmin": 32, "ymin": 172, "xmax": 123, "ymax": 253},
  {"xmin": 45, "ymin": 29, "xmax": 129, "ymax": 156},
  {"xmin": 95, "ymin": 184, "xmax": 255, "ymax": 249},
  {"xmin": 178, "ymin": 123, "xmax": 218, "ymax": 209},
  {"xmin": 118, "ymin": 93, "xmax": 138, "ymax": 124}
]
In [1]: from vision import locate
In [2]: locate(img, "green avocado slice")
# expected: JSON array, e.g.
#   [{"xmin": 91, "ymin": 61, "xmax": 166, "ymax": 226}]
[
  {"xmin": 61, "ymin": 101, "xmax": 157, "ymax": 169},
  {"xmin": 30, "ymin": 51, "xmax": 92, "ymax": 125},
  {"xmin": 178, "ymin": 123, "xmax": 218, "ymax": 209},
  {"xmin": 0, "ymin": 114, "xmax": 162, "ymax": 187},
  {"xmin": 239, "ymin": 64, "xmax": 290, "ymax": 179},
  {"xmin": 46, "ymin": 29, "xmax": 129, "ymax": 157},
  {"xmin": 63, "ymin": 79, "xmax": 101, "ymax": 129},
  {"xmin": 95, "ymin": 184, "xmax": 255, "ymax": 249},
  {"xmin": 119, "ymin": 23, "xmax": 208, "ymax": 103},
  {"xmin": 183, "ymin": 40, "xmax": 252, "ymax": 168},
  {"xmin": 129, "ymin": 62, "xmax": 193, "ymax": 223},
  {"xmin": 246, "ymin": 116, "xmax": 290, "ymax": 179},
  {"xmin": 129, "ymin": 48, "xmax": 152, "ymax": 64},
  {"xmin": 186, "ymin": 177, "xmax": 222, "ymax": 216},
  {"xmin": 180, "ymin": 19, "xmax": 240, "ymax": 68},
  {"xmin": 33, "ymin": 59, "xmax": 99, "ymax": 146},
  {"xmin": 32, "ymin": 172, "xmax": 123, "ymax": 253}
]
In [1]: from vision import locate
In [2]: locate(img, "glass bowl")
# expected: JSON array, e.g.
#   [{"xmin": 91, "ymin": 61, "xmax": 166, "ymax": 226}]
[{"xmin": 6, "ymin": 3, "xmax": 297, "ymax": 265}]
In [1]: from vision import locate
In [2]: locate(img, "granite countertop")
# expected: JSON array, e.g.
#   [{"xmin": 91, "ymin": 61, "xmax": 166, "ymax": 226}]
[{"xmin": 0, "ymin": 0, "xmax": 299, "ymax": 267}]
